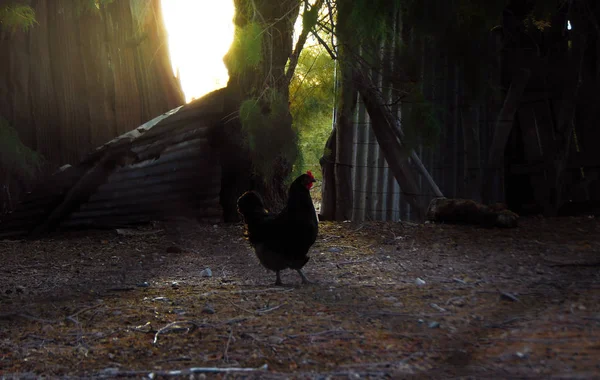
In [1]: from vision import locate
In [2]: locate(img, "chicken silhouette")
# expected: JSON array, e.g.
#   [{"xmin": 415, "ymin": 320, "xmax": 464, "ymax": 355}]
[{"xmin": 237, "ymin": 171, "xmax": 318, "ymax": 285}]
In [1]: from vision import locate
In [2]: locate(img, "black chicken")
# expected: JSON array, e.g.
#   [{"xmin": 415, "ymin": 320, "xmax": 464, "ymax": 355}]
[{"xmin": 237, "ymin": 171, "xmax": 318, "ymax": 285}]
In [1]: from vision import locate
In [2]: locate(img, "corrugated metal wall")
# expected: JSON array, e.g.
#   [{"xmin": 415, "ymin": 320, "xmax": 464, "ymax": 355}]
[
  {"xmin": 349, "ymin": 34, "xmax": 499, "ymax": 222},
  {"xmin": 0, "ymin": 89, "xmax": 227, "ymax": 238}
]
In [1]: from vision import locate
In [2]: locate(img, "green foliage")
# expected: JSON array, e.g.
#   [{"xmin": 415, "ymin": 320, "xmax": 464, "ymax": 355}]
[
  {"xmin": 348, "ymin": 0, "xmax": 401, "ymax": 45},
  {"xmin": 228, "ymin": 22, "xmax": 264, "ymax": 76},
  {"xmin": 0, "ymin": 0, "xmax": 117, "ymax": 32},
  {"xmin": 0, "ymin": 118, "xmax": 43, "ymax": 179},
  {"xmin": 240, "ymin": 89, "xmax": 298, "ymax": 182},
  {"xmin": 289, "ymin": 41, "xmax": 336, "ymax": 180},
  {"xmin": 302, "ymin": 1, "xmax": 320, "ymax": 31},
  {"xmin": 0, "ymin": 4, "xmax": 36, "ymax": 32}
]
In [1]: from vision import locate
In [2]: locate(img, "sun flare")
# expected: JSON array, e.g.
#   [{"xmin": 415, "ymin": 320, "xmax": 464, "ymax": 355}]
[{"xmin": 161, "ymin": 0, "xmax": 235, "ymax": 103}]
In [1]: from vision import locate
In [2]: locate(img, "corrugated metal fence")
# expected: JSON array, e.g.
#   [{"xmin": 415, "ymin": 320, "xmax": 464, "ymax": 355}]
[{"xmin": 346, "ymin": 40, "xmax": 500, "ymax": 222}]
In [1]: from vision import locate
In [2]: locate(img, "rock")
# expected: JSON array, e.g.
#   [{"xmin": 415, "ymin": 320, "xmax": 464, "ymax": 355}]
[
  {"xmin": 428, "ymin": 321, "xmax": 440, "ymax": 329},
  {"xmin": 136, "ymin": 282, "xmax": 150, "ymax": 288},
  {"xmin": 415, "ymin": 278, "xmax": 426, "ymax": 286},
  {"xmin": 430, "ymin": 303, "xmax": 447, "ymax": 312},
  {"xmin": 268, "ymin": 336, "xmax": 284, "ymax": 344},
  {"xmin": 328, "ymin": 247, "xmax": 343, "ymax": 253},
  {"xmin": 202, "ymin": 304, "xmax": 215, "ymax": 314},
  {"xmin": 200, "ymin": 268, "xmax": 213, "ymax": 278}
]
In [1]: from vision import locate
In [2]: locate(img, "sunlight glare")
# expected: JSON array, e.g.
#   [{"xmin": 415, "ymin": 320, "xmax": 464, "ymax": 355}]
[{"xmin": 161, "ymin": 0, "xmax": 235, "ymax": 103}]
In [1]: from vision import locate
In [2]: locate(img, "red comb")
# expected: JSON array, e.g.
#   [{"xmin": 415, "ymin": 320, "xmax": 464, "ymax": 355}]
[{"xmin": 306, "ymin": 170, "xmax": 314, "ymax": 179}]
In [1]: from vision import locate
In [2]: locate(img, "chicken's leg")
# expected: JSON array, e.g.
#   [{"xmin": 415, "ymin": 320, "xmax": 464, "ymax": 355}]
[
  {"xmin": 296, "ymin": 269, "xmax": 311, "ymax": 284},
  {"xmin": 275, "ymin": 271, "xmax": 283, "ymax": 286}
]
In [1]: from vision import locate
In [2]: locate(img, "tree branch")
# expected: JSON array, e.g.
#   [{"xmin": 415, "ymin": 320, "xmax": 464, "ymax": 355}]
[
  {"xmin": 285, "ymin": 0, "xmax": 325, "ymax": 83},
  {"xmin": 311, "ymin": 30, "xmax": 337, "ymax": 60}
]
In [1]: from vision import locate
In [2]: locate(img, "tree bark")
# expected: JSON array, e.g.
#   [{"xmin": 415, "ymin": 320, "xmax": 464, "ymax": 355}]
[
  {"xmin": 333, "ymin": 0, "xmax": 355, "ymax": 221},
  {"xmin": 220, "ymin": 0, "xmax": 300, "ymax": 216},
  {"xmin": 319, "ymin": 127, "xmax": 337, "ymax": 220}
]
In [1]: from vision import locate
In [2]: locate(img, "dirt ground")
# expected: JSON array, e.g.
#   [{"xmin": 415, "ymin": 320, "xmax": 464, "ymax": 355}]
[{"xmin": 1, "ymin": 216, "xmax": 599, "ymax": 379}]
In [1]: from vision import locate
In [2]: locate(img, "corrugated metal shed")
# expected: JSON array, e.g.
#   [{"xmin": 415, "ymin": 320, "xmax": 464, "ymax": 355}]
[
  {"xmin": 0, "ymin": 89, "xmax": 228, "ymax": 238},
  {"xmin": 347, "ymin": 19, "xmax": 499, "ymax": 222}
]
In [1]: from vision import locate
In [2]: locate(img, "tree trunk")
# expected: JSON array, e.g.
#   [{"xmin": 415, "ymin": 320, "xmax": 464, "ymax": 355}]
[
  {"xmin": 319, "ymin": 127, "xmax": 337, "ymax": 220},
  {"xmin": 333, "ymin": 0, "xmax": 356, "ymax": 221},
  {"xmin": 220, "ymin": 0, "xmax": 300, "ymax": 218}
]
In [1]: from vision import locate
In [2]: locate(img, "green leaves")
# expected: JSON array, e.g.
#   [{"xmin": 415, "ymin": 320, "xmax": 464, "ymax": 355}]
[
  {"xmin": 302, "ymin": 1, "xmax": 320, "ymax": 31},
  {"xmin": 239, "ymin": 89, "xmax": 298, "ymax": 182},
  {"xmin": 289, "ymin": 41, "xmax": 336, "ymax": 180},
  {"xmin": 0, "ymin": 4, "xmax": 36, "ymax": 32},
  {"xmin": 228, "ymin": 22, "xmax": 264, "ymax": 76}
]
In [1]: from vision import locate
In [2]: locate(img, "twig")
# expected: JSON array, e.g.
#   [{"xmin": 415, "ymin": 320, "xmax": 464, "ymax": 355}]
[
  {"xmin": 335, "ymin": 257, "xmax": 372, "ymax": 266},
  {"xmin": 361, "ymin": 311, "xmax": 450, "ymax": 318},
  {"xmin": 484, "ymin": 337, "xmax": 599, "ymax": 343},
  {"xmin": 69, "ymin": 303, "xmax": 103, "ymax": 318},
  {"xmin": 484, "ymin": 317, "xmax": 526, "ymax": 328},
  {"xmin": 311, "ymin": 30, "xmax": 337, "ymax": 60},
  {"xmin": 153, "ymin": 321, "xmax": 203, "ymax": 344},
  {"xmin": 287, "ymin": 328, "xmax": 345, "ymax": 339},
  {"xmin": 319, "ymin": 235, "xmax": 341, "ymax": 242},
  {"xmin": 257, "ymin": 304, "xmax": 283, "ymax": 314},
  {"xmin": 229, "ymin": 301, "xmax": 255, "ymax": 315},
  {"xmin": 544, "ymin": 259, "xmax": 600, "ymax": 267},
  {"xmin": 200, "ymin": 288, "xmax": 294, "ymax": 297},
  {"xmin": 106, "ymin": 286, "xmax": 135, "ymax": 292},
  {"xmin": 224, "ymin": 316, "xmax": 254, "ymax": 325},
  {"xmin": 223, "ymin": 328, "xmax": 233, "ymax": 363},
  {"xmin": 98, "ymin": 364, "xmax": 269, "ymax": 378},
  {"xmin": 286, "ymin": 0, "xmax": 325, "ymax": 82},
  {"xmin": 229, "ymin": 301, "xmax": 283, "ymax": 315},
  {"xmin": 66, "ymin": 316, "xmax": 80, "ymax": 326}
]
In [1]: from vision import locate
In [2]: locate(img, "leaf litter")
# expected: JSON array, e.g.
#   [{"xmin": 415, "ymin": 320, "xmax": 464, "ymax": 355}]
[{"xmin": 0, "ymin": 216, "xmax": 599, "ymax": 378}]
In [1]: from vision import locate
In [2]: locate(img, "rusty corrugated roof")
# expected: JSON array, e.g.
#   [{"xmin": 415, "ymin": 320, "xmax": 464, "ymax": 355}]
[{"xmin": 0, "ymin": 89, "xmax": 228, "ymax": 238}]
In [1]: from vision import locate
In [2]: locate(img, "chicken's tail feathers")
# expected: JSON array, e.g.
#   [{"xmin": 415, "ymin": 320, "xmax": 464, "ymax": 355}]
[{"xmin": 237, "ymin": 191, "xmax": 267, "ymax": 219}]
